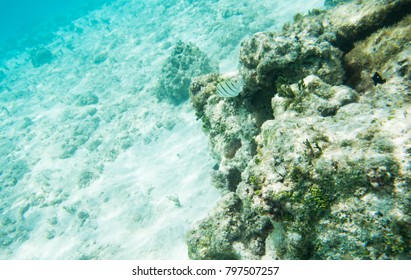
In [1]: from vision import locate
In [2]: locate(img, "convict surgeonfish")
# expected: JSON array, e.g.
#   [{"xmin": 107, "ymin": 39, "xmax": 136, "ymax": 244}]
[{"xmin": 216, "ymin": 76, "xmax": 245, "ymax": 98}]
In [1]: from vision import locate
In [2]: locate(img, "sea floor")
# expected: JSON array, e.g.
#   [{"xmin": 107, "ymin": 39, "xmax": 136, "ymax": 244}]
[{"xmin": 0, "ymin": 0, "xmax": 324, "ymax": 259}]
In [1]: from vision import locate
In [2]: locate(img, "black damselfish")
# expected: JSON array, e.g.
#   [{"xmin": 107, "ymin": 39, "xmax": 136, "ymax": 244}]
[{"xmin": 372, "ymin": 72, "xmax": 386, "ymax": 86}]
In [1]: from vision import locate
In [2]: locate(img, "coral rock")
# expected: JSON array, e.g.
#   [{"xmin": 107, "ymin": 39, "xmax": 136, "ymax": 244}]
[{"xmin": 155, "ymin": 40, "xmax": 217, "ymax": 105}]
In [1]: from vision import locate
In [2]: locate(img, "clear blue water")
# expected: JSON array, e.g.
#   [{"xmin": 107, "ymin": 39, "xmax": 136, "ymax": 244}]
[{"xmin": 0, "ymin": 0, "xmax": 113, "ymax": 62}]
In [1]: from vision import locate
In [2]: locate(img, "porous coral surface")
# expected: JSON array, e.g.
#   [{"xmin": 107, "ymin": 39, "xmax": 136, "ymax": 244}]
[{"xmin": 155, "ymin": 40, "xmax": 217, "ymax": 105}]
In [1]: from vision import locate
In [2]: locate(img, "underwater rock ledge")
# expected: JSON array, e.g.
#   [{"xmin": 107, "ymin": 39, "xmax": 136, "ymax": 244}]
[{"xmin": 187, "ymin": 0, "xmax": 411, "ymax": 260}]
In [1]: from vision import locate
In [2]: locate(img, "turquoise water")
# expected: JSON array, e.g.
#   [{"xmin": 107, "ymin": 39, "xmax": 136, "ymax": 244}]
[
  {"xmin": 0, "ymin": 0, "xmax": 114, "ymax": 62},
  {"xmin": 0, "ymin": 0, "xmax": 324, "ymax": 259}
]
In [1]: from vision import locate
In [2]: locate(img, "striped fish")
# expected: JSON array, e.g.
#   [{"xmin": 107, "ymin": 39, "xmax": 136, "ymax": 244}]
[{"xmin": 216, "ymin": 77, "xmax": 245, "ymax": 98}]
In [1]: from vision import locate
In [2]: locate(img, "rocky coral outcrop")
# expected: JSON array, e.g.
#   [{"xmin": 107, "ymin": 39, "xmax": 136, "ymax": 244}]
[
  {"xmin": 324, "ymin": 0, "xmax": 411, "ymax": 49},
  {"xmin": 155, "ymin": 40, "xmax": 217, "ymax": 105},
  {"xmin": 190, "ymin": 74, "xmax": 261, "ymax": 192},
  {"xmin": 186, "ymin": 192, "xmax": 272, "ymax": 259},
  {"xmin": 240, "ymin": 25, "xmax": 344, "ymax": 94},
  {"xmin": 238, "ymin": 75, "xmax": 410, "ymax": 259},
  {"xmin": 30, "ymin": 48, "xmax": 54, "ymax": 68},
  {"xmin": 239, "ymin": 0, "xmax": 411, "ymax": 97},
  {"xmin": 344, "ymin": 14, "xmax": 411, "ymax": 91},
  {"xmin": 187, "ymin": 0, "xmax": 411, "ymax": 259}
]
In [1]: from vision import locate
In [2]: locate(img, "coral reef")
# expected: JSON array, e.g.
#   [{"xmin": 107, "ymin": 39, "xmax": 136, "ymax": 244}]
[
  {"xmin": 30, "ymin": 48, "xmax": 54, "ymax": 68},
  {"xmin": 155, "ymin": 40, "xmax": 217, "ymax": 105},
  {"xmin": 238, "ymin": 75, "xmax": 409, "ymax": 259},
  {"xmin": 186, "ymin": 192, "xmax": 272, "ymax": 259},
  {"xmin": 189, "ymin": 73, "xmax": 260, "ymax": 192},
  {"xmin": 188, "ymin": 0, "xmax": 411, "ymax": 259},
  {"xmin": 239, "ymin": 26, "xmax": 344, "ymax": 94},
  {"xmin": 75, "ymin": 92, "xmax": 99, "ymax": 106},
  {"xmin": 324, "ymin": 0, "xmax": 411, "ymax": 47},
  {"xmin": 344, "ymin": 15, "xmax": 411, "ymax": 91}
]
